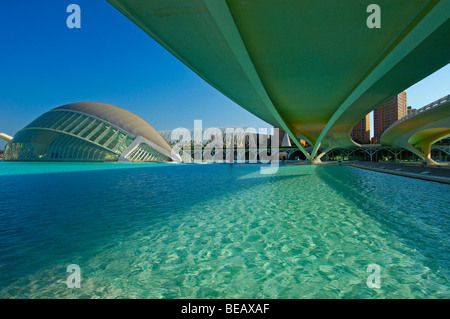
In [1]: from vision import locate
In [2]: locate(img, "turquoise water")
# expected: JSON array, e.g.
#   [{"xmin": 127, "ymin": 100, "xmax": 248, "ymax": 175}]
[{"xmin": 0, "ymin": 161, "xmax": 448, "ymax": 298}]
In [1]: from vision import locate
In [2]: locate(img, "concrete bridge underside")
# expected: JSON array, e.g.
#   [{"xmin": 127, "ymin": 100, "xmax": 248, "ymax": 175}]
[
  {"xmin": 107, "ymin": 0, "xmax": 450, "ymax": 162},
  {"xmin": 381, "ymin": 98, "xmax": 450, "ymax": 164}
]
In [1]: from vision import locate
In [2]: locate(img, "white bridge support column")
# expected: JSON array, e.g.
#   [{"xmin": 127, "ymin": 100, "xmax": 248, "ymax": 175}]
[
  {"xmin": 363, "ymin": 148, "xmax": 379, "ymax": 162},
  {"xmin": 404, "ymin": 143, "xmax": 438, "ymax": 165},
  {"xmin": 386, "ymin": 148, "xmax": 402, "ymax": 161},
  {"xmin": 312, "ymin": 147, "xmax": 331, "ymax": 164}
]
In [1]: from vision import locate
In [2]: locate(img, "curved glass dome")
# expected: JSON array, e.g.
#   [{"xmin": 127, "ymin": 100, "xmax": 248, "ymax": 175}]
[{"xmin": 4, "ymin": 102, "xmax": 179, "ymax": 162}]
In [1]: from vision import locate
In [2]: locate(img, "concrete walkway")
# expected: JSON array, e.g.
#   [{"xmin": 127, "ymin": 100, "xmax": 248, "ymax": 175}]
[{"xmin": 347, "ymin": 161, "xmax": 450, "ymax": 184}]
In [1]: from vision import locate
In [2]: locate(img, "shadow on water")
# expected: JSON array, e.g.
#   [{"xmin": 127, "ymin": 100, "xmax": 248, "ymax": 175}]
[
  {"xmin": 0, "ymin": 163, "xmax": 309, "ymax": 291},
  {"xmin": 315, "ymin": 165, "xmax": 450, "ymax": 275}
]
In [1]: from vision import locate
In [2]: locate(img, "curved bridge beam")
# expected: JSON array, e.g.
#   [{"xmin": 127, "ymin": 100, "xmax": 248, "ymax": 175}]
[
  {"xmin": 202, "ymin": 0, "xmax": 311, "ymax": 161},
  {"xmin": 107, "ymin": 0, "xmax": 450, "ymax": 163},
  {"xmin": 311, "ymin": 0, "xmax": 450, "ymax": 158},
  {"xmin": 381, "ymin": 95, "xmax": 450, "ymax": 164}
]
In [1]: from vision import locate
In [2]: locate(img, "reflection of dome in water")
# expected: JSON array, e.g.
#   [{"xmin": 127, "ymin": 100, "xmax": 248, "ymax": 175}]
[{"xmin": 4, "ymin": 102, "xmax": 180, "ymax": 162}]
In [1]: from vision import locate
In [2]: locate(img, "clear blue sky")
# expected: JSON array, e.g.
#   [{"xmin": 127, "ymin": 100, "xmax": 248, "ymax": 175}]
[{"xmin": 1, "ymin": 1, "xmax": 449, "ymax": 149}]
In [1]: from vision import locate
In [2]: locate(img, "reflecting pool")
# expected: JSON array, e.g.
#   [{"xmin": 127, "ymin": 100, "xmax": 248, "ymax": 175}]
[{"xmin": 0, "ymin": 162, "xmax": 448, "ymax": 298}]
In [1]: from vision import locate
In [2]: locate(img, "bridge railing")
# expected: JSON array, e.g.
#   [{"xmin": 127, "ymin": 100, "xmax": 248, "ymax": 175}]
[{"xmin": 384, "ymin": 94, "xmax": 450, "ymax": 133}]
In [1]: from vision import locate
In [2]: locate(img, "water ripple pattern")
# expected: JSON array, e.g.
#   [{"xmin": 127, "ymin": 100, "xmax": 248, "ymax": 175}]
[{"xmin": 0, "ymin": 162, "xmax": 448, "ymax": 298}]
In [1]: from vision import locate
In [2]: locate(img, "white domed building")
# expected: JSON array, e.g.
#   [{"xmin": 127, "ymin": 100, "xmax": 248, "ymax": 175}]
[{"xmin": 3, "ymin": 102, "xmax": 181, "ymax": 163}]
